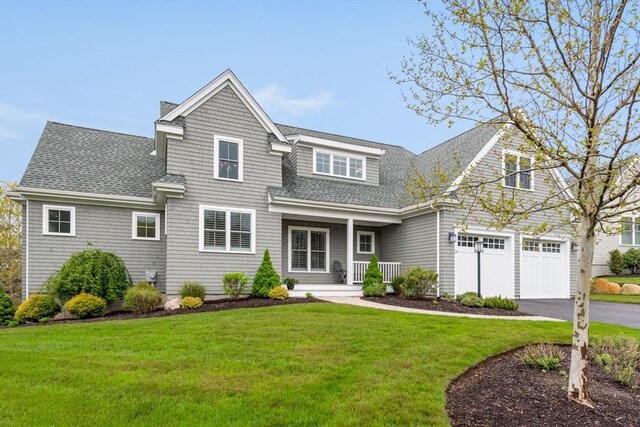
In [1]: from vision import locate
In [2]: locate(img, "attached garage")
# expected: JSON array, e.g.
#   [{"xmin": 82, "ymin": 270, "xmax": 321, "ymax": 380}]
[
  {"xmin": 520, "ymin": 239, "xmax": 570, "ymax": 299},
  {"xmin": 454, "ymin": 233, "xmax": 515, "ymax": 298}
]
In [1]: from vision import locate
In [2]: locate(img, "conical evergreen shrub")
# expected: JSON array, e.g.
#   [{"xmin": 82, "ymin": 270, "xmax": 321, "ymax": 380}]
[{"xmin": 252, "ymin": 249, "xmax": 281, "ymax": 298}]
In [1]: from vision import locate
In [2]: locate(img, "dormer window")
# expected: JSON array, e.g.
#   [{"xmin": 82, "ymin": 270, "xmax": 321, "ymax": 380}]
[
  {"xmin": 313, "ymin": 149, "xmax": 366, "ymax": 180},
  {"xmin": 214, "ymin": 135, "xmax": 243, "ymax": 181},
  {"xmin": 503, "ymin": 151, "xmax": 533, "ymax": 190}
]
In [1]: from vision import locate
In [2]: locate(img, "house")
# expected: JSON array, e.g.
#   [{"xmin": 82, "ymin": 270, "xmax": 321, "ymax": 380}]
[
  {"xmin": 592, "ymin": 162, "xmax": 640, "ymax": 276},
  {"xmin": 9, "ymin": 70, "xmax": 578, "ymax": 299}
]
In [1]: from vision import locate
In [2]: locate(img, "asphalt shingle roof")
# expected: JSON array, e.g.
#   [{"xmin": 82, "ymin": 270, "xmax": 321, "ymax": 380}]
[
  {"xmin": 20, "ymin": 122, "xmax": 166, "ymax": 199},
  {"xmin": 269, "ymin": 123, "xmax": 501, "ymax": 208}
]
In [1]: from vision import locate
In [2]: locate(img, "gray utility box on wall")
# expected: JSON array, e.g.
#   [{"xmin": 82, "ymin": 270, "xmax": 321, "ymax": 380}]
[{"xmin": 145, "ymin": 271, "xmax": 157, "ymax": 284}]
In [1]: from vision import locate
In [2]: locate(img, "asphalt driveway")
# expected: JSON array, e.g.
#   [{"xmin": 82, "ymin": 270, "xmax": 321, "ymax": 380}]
[{"xmin": 518, "ymin": 299, "xmax": 640, "ymax": 328}]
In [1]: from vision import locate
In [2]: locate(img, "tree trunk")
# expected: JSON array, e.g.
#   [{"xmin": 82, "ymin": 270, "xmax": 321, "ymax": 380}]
[{"xmin": 567, "ymin": 215, "xmax": 596, "ymax": 407}]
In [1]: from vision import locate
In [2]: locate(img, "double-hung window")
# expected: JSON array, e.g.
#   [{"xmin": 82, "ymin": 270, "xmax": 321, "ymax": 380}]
[
  {"xmin": 200, "ymin": 205, "xmax": 255, "ymax": 253},
  {"xmin": 503, "ymin": 151, "xmax": 534, "ymax": 190},
  {"xmin": 357, "ymin": 231, "xmax": 375, "ymax": 254},
  {"xmin": 42, "ymin": 205, "xmax": 76, "ymax": 236},
  {"xmin": 214, "ymin": 135, "xmax": 243, "ymax": 181},
  {"xmin": 313, "ymin": 149, "xmax": 365, "ymax": 180},
  {"xmin": 621, "ymin": 216, "xmax": 640, "ymax": 246},
  {"xmin": 132, "ymin": 212, "xmax": 160, "ymax": 240},
  {"xmin": 289, "ymin": 226, "xmax": 329, "ymax": 272}
]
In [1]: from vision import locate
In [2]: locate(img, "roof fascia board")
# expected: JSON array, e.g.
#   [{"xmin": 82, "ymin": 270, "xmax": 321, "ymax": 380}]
[
  {"xmin": 269, "ymin": 200, "xmax": 402, "ymax": 224},
  {"xmin": 288, "ymin": 134, "xmax": 385, "ymax": 156},
  {"xmin": 16, "ymin": 187, "xmax": 159, "ymax": 209},
  {"xmin": 158, "ymin": 69, "xmax": 288, "ymax": 143}
]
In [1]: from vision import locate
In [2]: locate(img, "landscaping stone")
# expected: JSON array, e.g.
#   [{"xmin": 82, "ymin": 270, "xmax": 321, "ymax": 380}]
[
  {"xmin": 53, "ymin": 310, "xmax": 77, "ymax": 320},
  {"xmin": 608, "ymin": 282, "xmax": 622, "ymax": 294},
  {"xmin": 164, "ymin": 298, "xmax": 181, "ymax": 310},
  {"xmin": 620, "ymin": 283, "xmax": 640, "ymax": 295}
]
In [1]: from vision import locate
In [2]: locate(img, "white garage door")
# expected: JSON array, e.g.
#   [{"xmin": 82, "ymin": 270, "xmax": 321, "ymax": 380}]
[
  {"xmin": 455, "ymin": 234, "xmax": 514, "ymax": 298},
  {"xmin": 520, "ymin": 240, "xmax": 570, "ymax": 299}
]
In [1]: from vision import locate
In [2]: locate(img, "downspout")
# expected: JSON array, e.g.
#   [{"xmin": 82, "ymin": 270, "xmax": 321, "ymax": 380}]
[{"xmin": 436, "ymin": 209, "xmax": 440, "ymax": 296}]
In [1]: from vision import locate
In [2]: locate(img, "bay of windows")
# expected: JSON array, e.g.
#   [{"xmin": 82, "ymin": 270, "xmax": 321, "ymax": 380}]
[{"xmin": 314, "ymin": 149, "xmax": 365, "ymax": 180}]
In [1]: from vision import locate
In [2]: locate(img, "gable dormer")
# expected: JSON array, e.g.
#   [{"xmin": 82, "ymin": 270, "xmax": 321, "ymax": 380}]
[{"xmin": 285, "ymin": 133, "xmax": 385, "ymax": 186}]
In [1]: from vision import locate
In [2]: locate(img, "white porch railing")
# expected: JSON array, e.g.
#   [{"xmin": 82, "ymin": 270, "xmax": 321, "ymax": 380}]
[{"xmin": 353, "ymin": 261, "xmax": 402, "ymax": 284}]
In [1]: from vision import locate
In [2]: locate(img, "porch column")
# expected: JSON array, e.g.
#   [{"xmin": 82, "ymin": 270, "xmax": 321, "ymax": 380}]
[{"xmin": 346, "ymin": 218, "xmax": 354, "ymax": 285}]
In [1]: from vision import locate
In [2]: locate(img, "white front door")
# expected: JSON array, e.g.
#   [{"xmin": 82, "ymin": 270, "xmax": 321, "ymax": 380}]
[
  {"xmin": 455, "ymin": 234, "xmax": 514, "ymax": 298},
  {"xmin": 520, "ymin": 240, "xmax": 570, "ymax": 299}
]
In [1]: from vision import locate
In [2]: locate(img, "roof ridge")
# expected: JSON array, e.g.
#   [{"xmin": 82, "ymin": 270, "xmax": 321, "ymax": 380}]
[
  {"xmin": 47, "ymin": 121, "xmax": 153, "ymax": 140},
  {"xmin": 275, "ymin": 122, "xmax": 416, "ymax": 155}
]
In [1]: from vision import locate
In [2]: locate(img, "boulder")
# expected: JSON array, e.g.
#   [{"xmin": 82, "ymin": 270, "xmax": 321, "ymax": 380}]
[
  {"xmin": 608, "ymin": 283, "xmax": 622, "ymax": 294},
  {"xmin": 591, "ymin": 278, "xmax": 612, "ymax": 294},
  {"xmin": 164, "ymin": 298, "xmax": 182, "ymax": 310},
  {"xmin": 620, "ymin": 283, "xmax": 640, "ymax": 295},
  {"xmin": 53, "ymin": 310, "xmax": 77, "ymax": 320}
]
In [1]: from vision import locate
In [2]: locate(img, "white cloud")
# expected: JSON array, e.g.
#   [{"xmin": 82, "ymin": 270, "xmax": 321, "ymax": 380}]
[
  {"xmin": 0, "ymin": 103, "xmax": 51, "ymax": 141},
  {"xmin": 254, "ymin": 85, "xmax": 335, "ymax": 117}
]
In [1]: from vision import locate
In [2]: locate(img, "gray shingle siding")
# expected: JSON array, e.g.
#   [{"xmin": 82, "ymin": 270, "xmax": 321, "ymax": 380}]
[
  {"xmin": 163, "ymin": 85, "xmax": 283, "ymax": 296},
  {"xmin": 26, "ymin": 200, "xmax": 165, "ymax": 294},
  {"xmin": 380, "ymin": 213, "xmax": 438, "ymax": 271}
]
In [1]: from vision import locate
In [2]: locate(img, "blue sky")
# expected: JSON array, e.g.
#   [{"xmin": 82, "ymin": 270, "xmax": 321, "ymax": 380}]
[{"xmin": 0, "ymin": 0, "xmax": 470, "ymax": 183}]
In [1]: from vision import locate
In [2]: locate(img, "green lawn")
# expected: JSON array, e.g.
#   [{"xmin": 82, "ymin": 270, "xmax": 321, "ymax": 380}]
[
  {"xmin": 590, "ymin": 294, "xmax": 640, "ymax": 304},
  {"xmin": 1, "ymin": 304, "xmax": 638, "ymax": 427},
  {"xmin": 597, "ymin": 276, "xmax": 640, "ymax": 284}
]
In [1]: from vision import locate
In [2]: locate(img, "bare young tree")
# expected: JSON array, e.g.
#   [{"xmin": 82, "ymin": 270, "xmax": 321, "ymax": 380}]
[
  {"xmin": 393, "ymin": 0, "xmax": 639, "ymax": 406},
  {"xmin": 0, "ymin": 181, "xmax": 22, "ymax": 304}
]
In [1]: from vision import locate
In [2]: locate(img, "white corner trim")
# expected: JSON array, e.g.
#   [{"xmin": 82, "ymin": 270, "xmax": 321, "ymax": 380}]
[
  {"xmin": 198, "ymin": 204, "xmax": 256, "ymax": 254},
  {"xmin": 356, "ymin": 230, "xmax": 375, "ymax": 254},
  {"xmin": 132, "ymin": 211, "xmax": 161, "ymax": 241},
  {"xmin": 213, "ymin": 135, "xmax": 244, "ymax": 182},
  {"xmin": 25, "ymin": 199, "xmax": 29, "ymax": 298},
  {"xmin": 436, "ymin": 209, "xmax": 440, "ymax": 296},
  {"xmin": 446, "ymin": 126, "xmax": 509, "ymax": 193},
  {"xmin": 287, "ymin": 225, "xmax": 331, "ymax": 273},
  {"xmin": 42, "ymin": 204, "xmax": 76, "ymax": 236},
  {"xmin": 159, "ymin": 69, "xmax": 288, "ymax": 143},
  {"xmin": 288, "ymin": 134, "xmax": 385, "ymax": 156},
  {"xmin": 312, "ymin": 148, "xmax": 367, "ymax": 181}
]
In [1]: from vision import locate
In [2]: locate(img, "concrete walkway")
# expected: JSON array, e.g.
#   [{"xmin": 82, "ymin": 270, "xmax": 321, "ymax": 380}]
[{"xmin": 320, "ymin": 297, "xmax": 563, "ymax": 321}]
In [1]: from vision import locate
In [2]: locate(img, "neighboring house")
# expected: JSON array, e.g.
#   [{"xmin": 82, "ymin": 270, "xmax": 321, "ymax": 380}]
[
  {"xmin": 9, "ymin": 70, "xmax": 578, "ymax": 299},
  {"xmin": 592, "ymin": 163, "xmax": 640, "ymax": 276}
]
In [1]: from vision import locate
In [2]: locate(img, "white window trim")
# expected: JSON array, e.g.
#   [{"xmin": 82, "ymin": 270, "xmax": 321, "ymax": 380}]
[
  {"xmin": 132, "ymin": 211, "xmax": 161, "ymax": 241},
  {"xmin": 619, "ymin": 215, "xmax": 640, "ymax": 247},
  {"xmin": 312, "ymin": 148, "xmax": 366, "ymax": 181},
  {"xmin": 356, "ymin": 230, "xmax": 375, "ymax": 254},
  {"xmin": 502, "ymin": 149, "xmax": 534, "ymax": 191},
  {"xmin": 42, "ymin": 204, "xmax": 76, "ymax": 236},
  {"xmin": 213, "ymin": 135, "xmax": 244, "ymax": 182},
  {"xmin": 287, "ymin": 226, "xmax": 330, "ymax": 273},
  {"xmin": 199, "ymin": 205, "xmax": 256, "ymax": 254}
]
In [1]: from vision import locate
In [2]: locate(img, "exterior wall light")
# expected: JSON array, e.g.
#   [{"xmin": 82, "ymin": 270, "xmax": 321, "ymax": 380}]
[{"xmin": 448, "ymin": 232, "xmax": 457, "ymax": 243}]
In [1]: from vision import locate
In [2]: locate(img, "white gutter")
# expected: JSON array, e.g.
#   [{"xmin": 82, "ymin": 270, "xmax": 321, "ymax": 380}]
[{"xmin": 16, "ymin": 187, "xmax": 158, "ymax": 209}]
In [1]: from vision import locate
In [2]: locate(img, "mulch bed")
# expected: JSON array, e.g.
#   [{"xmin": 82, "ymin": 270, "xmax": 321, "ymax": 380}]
[
  {"xmin": 362, "ymin": 295, "xmax": 532, "ymax": 316},
  {"xmin": 5, "ymin": 297, "xmax": 324, "ymax": 328},
  {"xmin": 447, "ymin": 345, "xmax": 640, "ymax": 427}
]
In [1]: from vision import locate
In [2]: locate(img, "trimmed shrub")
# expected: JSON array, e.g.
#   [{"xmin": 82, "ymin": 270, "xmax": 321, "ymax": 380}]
[
  {"xmin": 363, "ymin": 281, "xmax": 387, "ymax": 297},
  {"xmin": 391, "ymin": 275, "xmax": 406, "ymax": 297},
  {"xmin": 179, "ymin": 282, "xmax": 206, "ymax": 300},
  {"xmin": 268, "ymin": 287, "xmax": 289, "ymax": 300},
  {"xmin": 522, "ymin": 344, "xmax": 563, "ymax": 371},
  {"xmin": 0, "ymin": 287, "xmax": 16, "ymax": 325},
  {"xmin": 401, "ymin": 267, "xmax": 438, "ymax": 299},
  {"xmin": 441, "ymin": 293, "xmax": 456, "ymax": 302},
  {"xmin": 305, "ymin": 292, "xmax": 314, "ymax": 299},
  {"xmin": 622, "ymin": 248, "xmax": 640, "ymax": 274},
  {"xmin": 592, "ymin": 335, "xmax": 640, "ymax": 386},
  {"xmin": 608, "ymin": 249, "xmax": 625, "ymax": 275},
  {"xmin": 45, "ymin": 249, "xmax": 132, "ymax": 303},
  {"xmin": 456, "ymin": 291, "xmax": 479, "ymax": 302},
  {"xmin": 460, "ymin": 294, "xmax": 484, "ymax": 307},
  {"xmin": 64, "ymin": 293, "xmax": 107, "ymax": 319},
  {"xmin": 123, "ymin": 283, "xmax": 162, "ymax": 314},
  {"xmin": 591, "ymin": 278, "xmax": 612, "ymax": 294},
  {"xmin": 181, "ymin": 297, "xmax": 203, "ymax": 309},
  {"xmin": 252, "ymin": 250, "xmax": 280, "ymax": 298},
  {"xmin": 484, "ymin": 296, "xmax": 519, "ymax": 311},
  {"xmin": 362, "ymin": 253, "xmax": 383, "ymax": 289},
  {"xmin": 14, "ymin": 294, "xmax": 60, "ymax": 323},
  {"xmin": 223, "ymin": 273, "xmax": 249, "ymax": 298}
]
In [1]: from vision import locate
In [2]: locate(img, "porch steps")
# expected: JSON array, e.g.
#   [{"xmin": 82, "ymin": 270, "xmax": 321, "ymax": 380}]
[{"xmin": 287, "ymin": 284, "xmax": 393, "ymax": 297}]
